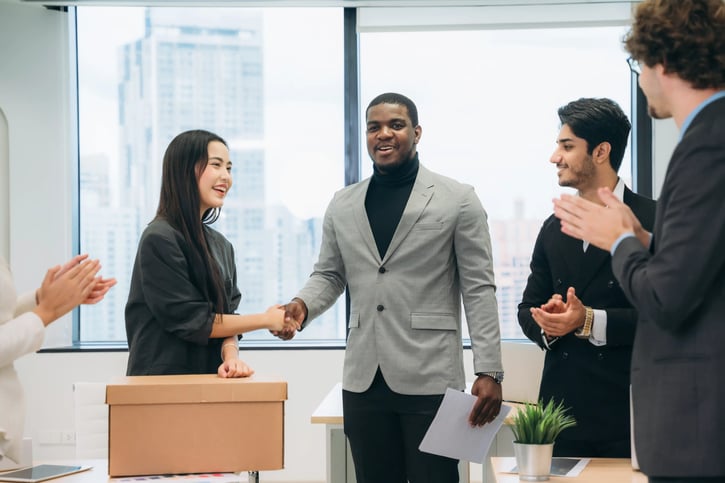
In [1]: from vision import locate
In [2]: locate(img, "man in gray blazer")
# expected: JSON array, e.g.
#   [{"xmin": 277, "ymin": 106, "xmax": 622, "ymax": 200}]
[
  {"xmin": 280, "ymin": 92, "xmax": 504, "ymax": 483},
  {"xmin": 553, "ymin": 1, "xmax": 725, "ymax": 481}
]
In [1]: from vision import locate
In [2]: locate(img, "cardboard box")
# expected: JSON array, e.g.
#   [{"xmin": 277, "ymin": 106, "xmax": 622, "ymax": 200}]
[{"xmin": 106, "ymin": 374, "xmax": 286, "ymax": 477}]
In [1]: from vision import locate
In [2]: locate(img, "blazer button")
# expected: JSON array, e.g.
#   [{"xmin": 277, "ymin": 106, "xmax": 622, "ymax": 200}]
[
  {"xmin": 379, "ymin": 267, "xmax": 386, "ymax": 274},
  {"xmin": 377, "ymin": 305, "xmax": 384, "ymax": 312},
  {"xmin": 598, "ymin": 353, "xmax": 604, "ymax": 360},
  {"xmin": 607, "ymin": 280, "xmax": 615, "ymax": 288},
  {"xmin": 556, "ymin": 278, "xmax": 562, "ymax": 286},
  {"xmin": 562, "ymin": 352, "xmax": 568, "ymax": 359}
]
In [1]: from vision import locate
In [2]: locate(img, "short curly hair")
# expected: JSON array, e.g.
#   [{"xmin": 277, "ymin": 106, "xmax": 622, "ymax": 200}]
[{"xmin": 624, "ymin": 0, "xmax": 725, "ymax": 89}]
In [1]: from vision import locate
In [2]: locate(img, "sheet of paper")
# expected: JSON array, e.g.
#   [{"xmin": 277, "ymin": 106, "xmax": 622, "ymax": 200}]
[{"xmin": 419, "ymin": 387, "xmax": 512, "ymax": 463}]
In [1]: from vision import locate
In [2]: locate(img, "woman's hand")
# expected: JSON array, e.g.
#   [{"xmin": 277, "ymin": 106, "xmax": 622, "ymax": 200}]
[
  {"xmin": 217, "ymin": 359, "xmax": 255, "ymax": 378},
  {"xmin": 265, "ymin": 304, "xmax": 292, "ymax": 332},
  {"xmin": 36, "ymin": 254, "xmax": 116, "ymax": 306},
  {"xmin": 33, "ymin": 259, "xmax": 103, "ymax": 326}
]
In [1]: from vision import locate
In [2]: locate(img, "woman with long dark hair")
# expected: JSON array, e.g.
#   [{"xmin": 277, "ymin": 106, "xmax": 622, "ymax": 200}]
[{"xmin": 125, "ymin": 130, "xmax": 293, "ymax": 376}]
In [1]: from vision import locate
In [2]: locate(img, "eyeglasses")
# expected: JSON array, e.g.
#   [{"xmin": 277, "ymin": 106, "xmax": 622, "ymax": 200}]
[{"xmin": 627, "ymin": 57, "xmax": 642, "ymax": 75}]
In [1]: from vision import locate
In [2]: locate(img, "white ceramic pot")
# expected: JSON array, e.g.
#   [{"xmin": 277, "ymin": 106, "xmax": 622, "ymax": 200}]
[{"xmin": 513, "ymin": 442, "xmax": 554, "ymax": 481}]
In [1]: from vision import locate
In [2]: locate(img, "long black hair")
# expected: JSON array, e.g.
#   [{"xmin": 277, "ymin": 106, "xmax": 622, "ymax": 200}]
[{"xmin": 155, "ymin": 129, "xmax": 227, "ymax": 316}]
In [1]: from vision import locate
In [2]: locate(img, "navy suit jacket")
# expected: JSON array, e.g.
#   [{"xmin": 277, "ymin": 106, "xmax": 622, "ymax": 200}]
[
  {"xmin": 613, "ymin": 96, "xmax": 725, "ymax": 477},
  {"xmin": 519, "ymin": 186, "xmax": 655, "ymax": 446}
]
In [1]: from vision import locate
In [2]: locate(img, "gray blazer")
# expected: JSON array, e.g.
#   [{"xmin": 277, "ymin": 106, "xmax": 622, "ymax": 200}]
[{"xmin": 297, "ymin": 164, "xmax": 503, "ymax": 395}]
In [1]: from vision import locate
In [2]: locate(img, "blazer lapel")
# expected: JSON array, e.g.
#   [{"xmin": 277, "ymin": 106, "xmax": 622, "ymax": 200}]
[
  {"xmin": 381, "ymin": 166, "xmax": 435, "ymax": 265},
  {"xmin": 570, "ymin": 187, "xmax": 637, "ymax": 294},
  {"xmin": 351, "ymin": 179, "xmax": 382, "ymax": 263}
]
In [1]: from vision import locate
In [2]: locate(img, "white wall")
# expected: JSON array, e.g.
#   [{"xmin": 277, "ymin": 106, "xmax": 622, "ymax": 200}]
[
  {"xmin": 652, "ymin": 118, "xmax": 678, "ymax": 198},
  {"xmin": 15, "ymin": 344, "xmax": 543, "ymax": 483},
  {"xmin": 0, "ymin": 1, "xmax": 75, "ymax": 347},
  {"xmin": 16, "ymin": 349, "xmax": 343, "ymax": 482}
]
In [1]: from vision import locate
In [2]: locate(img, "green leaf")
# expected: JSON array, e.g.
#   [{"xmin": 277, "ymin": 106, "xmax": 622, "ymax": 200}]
[{"xmin": 510, "ymin": 398, "xmax": 577, "ymax": 444}]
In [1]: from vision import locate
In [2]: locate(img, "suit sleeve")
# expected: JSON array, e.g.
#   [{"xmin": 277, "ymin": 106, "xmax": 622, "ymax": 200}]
[
  {"xmin": 296, "ymin": 193, "xmax": 348, "ymax": 325},
  {"xmin": 602, "ymin": 194, "xmax": 656, "ymax": 347},
  {"xmin": 517, "ymin": 223, "xmax": 551, "ymax": 349},
  {"xmin": 612, "ymin": 139, "xmax": 725, "ymax": 332},
  {"xmin": 600, "ymin": 307, "xmax": 637, "ymax": 347},
  {"xmin": 138, "ymin": 230, "xmax": 215, "ymax": 345},
  {"xmin": 455, "ymin": 186, "xmax": 503, "ymax": 373}
]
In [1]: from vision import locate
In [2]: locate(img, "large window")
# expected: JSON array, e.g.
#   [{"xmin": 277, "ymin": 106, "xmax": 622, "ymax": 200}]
[
  {"xmin": 359, "ymin": 21, "xmax": 632, "ymax": 339},
  {"xmin": 77, "ymin": 4, "xmax": 635, "ymax": 345},
  {"xmin": 77, "ymin": 7, "xmax": 345, "ymax": 343}
]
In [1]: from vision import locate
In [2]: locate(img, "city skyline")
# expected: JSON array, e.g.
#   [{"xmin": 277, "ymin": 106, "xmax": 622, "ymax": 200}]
[{"xmin": 77, "ymin": 6, "xmax": 632, "ymax": 344}]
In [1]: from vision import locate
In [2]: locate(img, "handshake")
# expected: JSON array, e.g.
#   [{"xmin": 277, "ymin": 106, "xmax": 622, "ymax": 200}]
[{"xmin": 266, "ymin": 297, "xmax": 307, "ymax": 340}]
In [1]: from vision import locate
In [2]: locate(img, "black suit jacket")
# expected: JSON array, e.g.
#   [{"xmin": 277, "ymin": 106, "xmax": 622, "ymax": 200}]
[
  {"xmin": 518, "ymin": 186, "xmax": 655, "ymax": 447},
  {"xmin": 613, "ymin": 96, "xmax": 725, "ymax": 477},
  {"xmin": 125, "ymin": 219, "xmax": 242, "ymax": 376}
]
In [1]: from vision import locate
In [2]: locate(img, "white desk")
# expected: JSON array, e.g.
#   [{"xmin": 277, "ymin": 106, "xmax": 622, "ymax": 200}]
[
  {"xmin": 0, "ymin": 461, "xmax": 257, "ymax": 482},
  {"xmin": 311, "ymin": 383, "xmax": 470, "ymax": 483},
  {"xmin": 490, "ymin": 457, "xmax": 647, "ymax": 483}
]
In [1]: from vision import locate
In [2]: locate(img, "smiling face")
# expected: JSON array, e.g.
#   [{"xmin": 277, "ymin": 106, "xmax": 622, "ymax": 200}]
[
  {"xmin": 365, "ymin": 102, "xmax": 422, "ymax": 173},
  {"xmin": 550, "ymin": 124, "xmax": 597, "ymax": 190},
  {"xmin": 198, "ymin": 140, "xmax": 232, "ymax": 217}
]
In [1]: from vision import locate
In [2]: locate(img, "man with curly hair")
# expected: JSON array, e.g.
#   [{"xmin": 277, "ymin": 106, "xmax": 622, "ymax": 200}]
[{"xmin": 552, "ymin": 1, "xmax": 725, "ymax": 481}]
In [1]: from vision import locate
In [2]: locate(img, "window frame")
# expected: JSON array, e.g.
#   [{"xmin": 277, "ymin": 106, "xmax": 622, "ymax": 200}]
[{"xmin": 67, "ymin": 3, "xmax": 647, "ymax": 350}]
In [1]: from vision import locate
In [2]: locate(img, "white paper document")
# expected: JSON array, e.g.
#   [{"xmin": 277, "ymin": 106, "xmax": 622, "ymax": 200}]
[{"xmin": 419, "ymin": 387, "xmax": 512, "ymax": 463}]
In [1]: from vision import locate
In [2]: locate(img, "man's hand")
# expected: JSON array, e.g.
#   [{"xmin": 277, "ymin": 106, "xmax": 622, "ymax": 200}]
[
  {"xmin": 530, "ymin": 287, "xmax": 586, "ymax": 337},
  {"xmin": 271, "ymin": 298, "xmax": 307, "ymax": 340},
  {"xmin": 469, "ymin": 375, "xmax": 503, "ymax": 426},
  {"xmin": 540, "ymin": 293, "xmax": 566, "ymax": 314},
  {"xmin": 553, "ymin": 188, "xmax": 642, "ymax": 251}
]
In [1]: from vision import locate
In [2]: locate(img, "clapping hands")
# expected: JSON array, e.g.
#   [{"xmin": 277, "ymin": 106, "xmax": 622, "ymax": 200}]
[{"xmin": 33, "ymin": 254, "xmax": 116, "ymax": 326}]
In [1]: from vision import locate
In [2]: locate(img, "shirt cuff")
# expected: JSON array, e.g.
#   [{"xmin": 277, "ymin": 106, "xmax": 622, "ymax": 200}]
[
  {"xmin": 611, "ymin": 232, "xmax": 635, "ymax": 255},
  {"xmin": 541, "ymin": 328, "xmax": 559, "ymax": 350},
  {"xmin": 589, "ymin": 309, "xmax": 606, "ymax": 346}
]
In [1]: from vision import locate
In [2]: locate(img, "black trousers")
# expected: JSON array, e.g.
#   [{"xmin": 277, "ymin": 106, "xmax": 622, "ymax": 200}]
[{"xmin": 342, "ymin": 369, "xmax": 459, "ymax": 483}]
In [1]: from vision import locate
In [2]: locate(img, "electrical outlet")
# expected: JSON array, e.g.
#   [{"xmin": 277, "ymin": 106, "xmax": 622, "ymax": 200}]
[{"xmin": 60, "ymin": 431, "xmax": 76, "ymax": 445}]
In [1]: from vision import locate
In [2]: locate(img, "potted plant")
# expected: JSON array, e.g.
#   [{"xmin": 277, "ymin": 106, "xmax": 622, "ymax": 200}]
[{"xmin": 510, "ymin": 399, "xmax": 576, "ymax": 481}]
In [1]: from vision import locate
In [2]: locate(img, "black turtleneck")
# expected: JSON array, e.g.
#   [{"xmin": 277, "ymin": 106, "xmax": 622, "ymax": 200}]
[{"xmin": 364, "ymin": 154, "xmax": 420, "ymax": 259}]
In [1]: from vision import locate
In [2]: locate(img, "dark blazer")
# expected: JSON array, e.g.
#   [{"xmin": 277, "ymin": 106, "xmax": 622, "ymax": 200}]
[
  {"xmin": 518, "ymin": 186, "xmax": 655, "ymax": 446},
  {"xmin": 125, "ymin": 219, "xmax": 242, "ymax": 376},
  {"xmin": 613, "ymin": 97, "xmax": 725, "ymax": 477}
]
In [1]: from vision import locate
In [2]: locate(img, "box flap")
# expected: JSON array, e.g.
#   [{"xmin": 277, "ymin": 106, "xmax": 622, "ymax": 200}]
[{"xmin": 106, "ymin": 374, "xmax": 287, "ymax": 405}]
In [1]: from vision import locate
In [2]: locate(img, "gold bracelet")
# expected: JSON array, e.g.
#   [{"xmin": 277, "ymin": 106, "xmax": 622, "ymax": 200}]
[{"xmin": 575, "ymin": 306, "xmax": 594, "ymax": 339}]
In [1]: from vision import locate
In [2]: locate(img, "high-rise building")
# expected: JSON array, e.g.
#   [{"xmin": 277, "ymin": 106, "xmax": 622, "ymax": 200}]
[{"xmin": 81, "ymin": 8, "xmax": 340, "ymax": 342}]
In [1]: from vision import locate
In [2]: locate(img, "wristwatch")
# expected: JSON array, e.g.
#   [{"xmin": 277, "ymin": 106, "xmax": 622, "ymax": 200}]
[
  {"xmin": 476, "ymin": 371, "xmax": 504, "ymax": 384},
  {"xmin": 575, "ymin": 306, "xmax": 594, "ymax": 339}
]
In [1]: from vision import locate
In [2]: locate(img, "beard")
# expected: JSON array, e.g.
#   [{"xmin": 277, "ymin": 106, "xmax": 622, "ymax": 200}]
[{"xmin": 558, "ymin": 155, "xmax": 596, "ymax": 189}]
